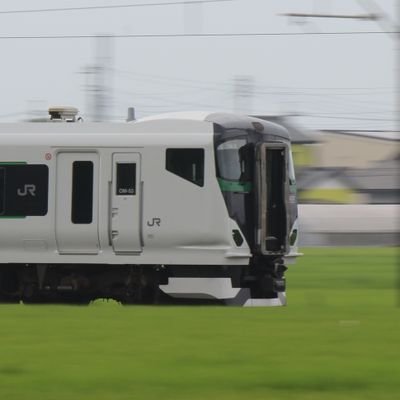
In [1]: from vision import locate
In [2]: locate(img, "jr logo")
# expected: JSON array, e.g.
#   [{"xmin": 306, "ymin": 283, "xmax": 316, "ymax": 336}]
[
  {"xmin": 17, "ymin": 184, "xmax": 36, "ymax": 197},
  {"xmin": 147, "ymin": 218, "xmax": 161, "ymax": 227}
]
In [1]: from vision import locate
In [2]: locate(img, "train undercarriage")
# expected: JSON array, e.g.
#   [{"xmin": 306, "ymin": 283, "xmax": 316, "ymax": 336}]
[{"xmin": 0, "ymin": 261, "xmax": 287, "ymax": 306}]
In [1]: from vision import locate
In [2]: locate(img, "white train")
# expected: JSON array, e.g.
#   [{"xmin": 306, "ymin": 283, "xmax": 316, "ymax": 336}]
[{"xmin": 0, "ymin": 109, "xmax": 299, "ymax": 305}]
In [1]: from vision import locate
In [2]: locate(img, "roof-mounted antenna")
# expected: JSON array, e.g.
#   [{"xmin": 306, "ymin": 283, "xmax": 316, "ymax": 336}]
[{"xmin": 126, "ymin": 107, "xmax": 136, "ymax": 122}]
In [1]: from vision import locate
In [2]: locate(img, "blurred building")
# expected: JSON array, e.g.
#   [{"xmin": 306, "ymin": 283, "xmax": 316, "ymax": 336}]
[
  {"xmin": 258, "ymin": 116, "xmax": 399, "ymax": 204},
  {"xmin": 315, "ymin": 130, "xmax": 398, "ymax": 168},
  {"xmin": 296, "ymin": 167, "xmax": 360, "ymax": 204},
  {"xmin": 345, "ymin": 155, "xmax": 400, "ymax": 204},
  {"xmin": 254, "ymin": 115, "xmax": 318, "ymax": 169}
]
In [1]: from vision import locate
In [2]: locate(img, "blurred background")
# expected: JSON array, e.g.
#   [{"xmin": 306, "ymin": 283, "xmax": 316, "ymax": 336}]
[
  {"xmin": 0, "ymin": 4, "xmax": 399, "ymax": 399},
  {"xmin": 0, "ymin": 0, "xmax": 398, "ymax": 246}
]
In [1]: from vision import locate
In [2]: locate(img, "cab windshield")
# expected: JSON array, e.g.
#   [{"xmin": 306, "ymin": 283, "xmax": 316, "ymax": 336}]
[
  {"xmin": 216, "ymin": 139, "xmax": 247, "ymax": 181},
  {"xmin": 216, "ymin": 139, "xmax": 253, "ymax": 192}
]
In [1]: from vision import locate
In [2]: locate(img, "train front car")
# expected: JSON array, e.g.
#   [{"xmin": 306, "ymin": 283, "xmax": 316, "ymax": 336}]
[
  {"xmin": 161, "ymin": 113, "xmax": 300, "ymax": 306},
  {"xmin": 0, "ymin": 111, "xmax": 299, "ymax": 306},
  {"xmin": 214, "ymin": 114, "xmax": 299, "ymax": 306}
]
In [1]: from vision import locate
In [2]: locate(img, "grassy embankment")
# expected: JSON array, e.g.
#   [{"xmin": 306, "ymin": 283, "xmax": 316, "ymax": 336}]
[{"xmin": 0, "ymin": 247, "xmax": 399, "ymax": 400}]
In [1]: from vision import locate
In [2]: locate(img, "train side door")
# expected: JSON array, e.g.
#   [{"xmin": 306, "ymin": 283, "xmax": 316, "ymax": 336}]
[
  {"xmin": 55, "ymin": 152, "xmax": 100, "ymax": 254},
  {"xmin": 110, "ymin": 153, "xmax": 142, "ymax": 254}
]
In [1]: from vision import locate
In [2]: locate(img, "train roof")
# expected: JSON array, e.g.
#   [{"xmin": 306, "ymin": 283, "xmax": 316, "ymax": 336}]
[
  {"xmin": 140, "ymin": 112, "xmax": 291, "ymax": 141},
  {"xmin": 0, "ymin": 112, "xmax": 290, "ymax": 146}
]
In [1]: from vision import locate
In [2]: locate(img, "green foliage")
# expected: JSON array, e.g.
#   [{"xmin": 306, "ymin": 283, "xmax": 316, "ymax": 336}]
[{"xmin": 0, "ymin": 247, "xmax": 399, "ymax": 400}]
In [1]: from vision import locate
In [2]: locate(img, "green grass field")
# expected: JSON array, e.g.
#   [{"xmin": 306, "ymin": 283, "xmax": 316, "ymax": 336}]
[{"xmin": 0, "ymin": 248, "xmax": 399, "ymax": 400}]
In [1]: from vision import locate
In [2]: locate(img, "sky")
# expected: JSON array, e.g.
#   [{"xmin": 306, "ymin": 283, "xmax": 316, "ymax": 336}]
[{"xmin": 0, "ymin": 0, "xmax": 397, "ymax": 132}]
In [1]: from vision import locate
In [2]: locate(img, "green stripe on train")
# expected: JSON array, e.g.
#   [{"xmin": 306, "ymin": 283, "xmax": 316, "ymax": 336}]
[{"xmin": 0, "ymin": 162, "xmax": 27, "ymax": 165}]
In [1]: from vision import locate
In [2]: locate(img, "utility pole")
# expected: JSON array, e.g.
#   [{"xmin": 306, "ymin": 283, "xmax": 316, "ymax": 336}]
[
  {"xmin": 281, "ymin": 1, "xmax": 399, "ymax": 133},
  {"xmin": 81, "ymin": 35, "xmax": 114, "ymax": 122},
  {"xmin": 233, "ymin": 75, "xmax": 255, "ymax": 114},
  {"xmin": 396, "ymin": 1, "xmax": 400, "ymax": 138},
  {"xmin": 184, "ymin": 0, "xmax": 204, "ymax": 33},
  {"xmin": 282, "ymin": 1, "xmax": 400, "ymax": 306}
]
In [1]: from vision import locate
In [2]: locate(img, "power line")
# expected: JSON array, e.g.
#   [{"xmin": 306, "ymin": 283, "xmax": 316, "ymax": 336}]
[
  {"xmin": 263, "ymin": 86, "xmax": 395, "ymax": 91},
  {"xmin": 281, "ymin": 12, "xmax": 380, "ymax": 20},
  {"xmin": 303, "ymin": 114, "xmax": 396, "ymax": 122},
  {"xmin": 251, "ymin": 89, "xmax": 394, "ymax": 97},
  {"xmin": 113, "ymin": 70, "xmax": 396, "ymax": 109},
  {"xmin": 0, "ymin": 0, "xmax": 238, "ymax": 15},
  {"xmin": 115, "ymin": 68, "xmax": 394, "ymax": 92},
  {"xmin": 282, "ymin": 94, "xmax": 395, "ymax": 109},
  {"xmin": 0, "ymin": 31, "xmax": 396, "ymax": 40},
  {"xmin": 113, "ymin": 69, "xmax": 395, "ymax": 112},
  {"xmin": 303, "ymin": 110, "xmax": 396, "ymax": 116}
]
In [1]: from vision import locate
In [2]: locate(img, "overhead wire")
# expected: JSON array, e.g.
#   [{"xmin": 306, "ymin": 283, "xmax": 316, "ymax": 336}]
[
  {"xmin": 115, "ymin": 68, "xmax": 395, "ymax": 93},
  {"xmin": 303, "ymin": 110, "xmax": 396, "ymax": 115},
  {"xmin": 300, "ymin": 114, "xmax": 396, "ymax": 122},
  {"xmin": 0, "ymin": 31, "xmax": 397, "ymax": 40},
  {"xmin": 113, "ymin": 70, "xmax": 395, "ymax": 120},
  {"xmin": 114, "ymin": 69, "xmax": 396, "ymax": 113},
  {"xmin": 0, "ymin": 0, "xmax": 241, "ymax": 15}
]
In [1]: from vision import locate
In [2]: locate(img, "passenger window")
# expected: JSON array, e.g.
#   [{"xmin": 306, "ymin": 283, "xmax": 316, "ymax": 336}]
[
  {"xmin": 166, "ymin": 149, "xmax": 204, "ymax": 187},
  {"xmin": 72, "ymin": 161, "xmax": 94, "ymax": 224},
  {"xmin": 116, "ymin": 163, "xmax": 136, "ymax": 196},
  {"xmin": 0, "ymin": 164, "xmax": 48, "ymax": 217}
]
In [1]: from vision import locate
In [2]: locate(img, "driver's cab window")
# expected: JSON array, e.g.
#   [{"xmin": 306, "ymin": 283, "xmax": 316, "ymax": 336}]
[
  {"xmin": 216, "ymin": 139, "xmax": 253, "ymax": 192},
  {"xmin": 217, "ymin": 139, "xmax": 245, "ymax": 181}
]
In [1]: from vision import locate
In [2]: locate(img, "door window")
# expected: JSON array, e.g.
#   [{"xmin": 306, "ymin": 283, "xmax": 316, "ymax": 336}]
[
  {"xmin": 116, "ymin": 163, "xmax": 136, "ymax": 196},
  {"xmin": 71, "ymin": 161, "xmax": 94, "ymax": 224}
]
